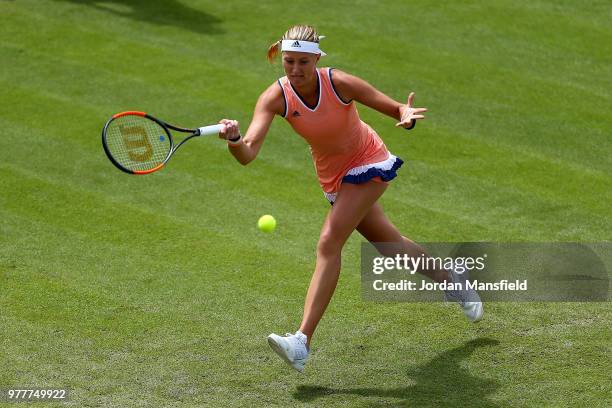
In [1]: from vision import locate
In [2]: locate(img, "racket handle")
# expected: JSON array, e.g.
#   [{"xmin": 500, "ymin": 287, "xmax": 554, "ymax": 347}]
[{"xmin": 197, "ymin": 124, "xmax": 224, "ymax": 136}]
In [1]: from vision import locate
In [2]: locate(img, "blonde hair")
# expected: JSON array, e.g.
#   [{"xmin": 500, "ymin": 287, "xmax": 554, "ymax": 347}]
[{"xmin": 267, "ymin": 24, "xmax": 322, "ymax": 63}]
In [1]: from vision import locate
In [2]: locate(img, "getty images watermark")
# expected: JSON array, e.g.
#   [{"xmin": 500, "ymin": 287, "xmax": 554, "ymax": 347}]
[
  {"xmin": 361, "ymin": 243, "xmax": 611, "ymax": 302},
  {"xmin": 371, "ymin": 252, "xmax": 527, "ymax": 292}
]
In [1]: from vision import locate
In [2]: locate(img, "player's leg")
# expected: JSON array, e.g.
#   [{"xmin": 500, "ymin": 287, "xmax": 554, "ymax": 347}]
[
  {"xmin": 298, "ymin": 180, "xmax": 389, "ymax": 342},
  {"xmin": 268, "ymin": 180, "xmax": 388, "ymax": 372},
  {"xmin": 356, "ymin": 203, "xmax": 483, "ymax": 322},
  {"xmin": 355, "ymin": 202, "xmax": 448, "ymax": 282}
]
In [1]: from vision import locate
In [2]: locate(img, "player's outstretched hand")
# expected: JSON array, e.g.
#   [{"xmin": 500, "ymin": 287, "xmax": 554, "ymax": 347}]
[
  {"xmin": 396, "ymin": 92, "xmax": 427, "ymax": 129},
  {"xmin": 218, "ymin": 119, "xmax": 241, "ymax": 141}
]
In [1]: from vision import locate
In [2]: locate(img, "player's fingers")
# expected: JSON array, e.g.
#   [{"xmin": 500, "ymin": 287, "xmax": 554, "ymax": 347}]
[
  {"xmin": 218, "ymin": 120, "xmax": 232, "ymax": 138},
  {"xmin": 218, "ymin": 126, "xmax": 228, "ymax": 139},
  {"xmin": 218, "ymin": 119, "xmax": 239, "ymax": 139},
  {"xmin": 414, "ymin": 108, "xmax": 427, "ymax": 113},
  {"xmin": 230, "ymin": 121, "xmax": 239, "ymax": 136},
  {"xmin": 407, "ymin": 92, "xmax": 415, "ymax": 107}
]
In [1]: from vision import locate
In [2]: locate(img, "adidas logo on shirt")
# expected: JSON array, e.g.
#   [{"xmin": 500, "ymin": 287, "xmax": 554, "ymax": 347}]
[
  {"xmin": 292, "ymin": 110, "xmax": 301, "ymax": 117},
  {"xmin": 291, "ymin": 41, "xmax": 301, "ymax": 48}
]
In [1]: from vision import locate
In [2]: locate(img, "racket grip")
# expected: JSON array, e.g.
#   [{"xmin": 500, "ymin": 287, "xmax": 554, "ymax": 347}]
[{"xmin": 198, "ymin": 124, "xmax": 224, "ymax": 136}]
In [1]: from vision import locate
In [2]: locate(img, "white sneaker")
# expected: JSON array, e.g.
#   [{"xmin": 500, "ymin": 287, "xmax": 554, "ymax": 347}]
[
  {"xmin": 445, "ymin": 268, "xmax": 484, "ymax": 323},
  {"xmin": 460, "ymin": 300, "xmax": 483, "ymax": 322},
  {"xmin": 267, "ymin": 331, "xmax": 309, "ymax": 373}
]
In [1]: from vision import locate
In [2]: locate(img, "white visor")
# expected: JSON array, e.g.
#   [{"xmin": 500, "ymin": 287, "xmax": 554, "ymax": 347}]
[{"xmin": 281, "ymin": 39, "xmax": 327, "ymax": 56}]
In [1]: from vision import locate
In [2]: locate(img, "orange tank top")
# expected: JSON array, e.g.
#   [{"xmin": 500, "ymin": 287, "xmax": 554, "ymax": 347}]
[{"xmin": 278, "ymin": 67, "xmax": 389, "ymax": 194}]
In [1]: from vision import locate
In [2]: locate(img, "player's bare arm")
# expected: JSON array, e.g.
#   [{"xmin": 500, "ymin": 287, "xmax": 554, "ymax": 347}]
[
  {"xmin": 220, "ymin": 82, "xmax": 283, "ymax": 165},
  {"xmin": 330, "ymin": 69, "xmax": 427, "ymax": 128}
]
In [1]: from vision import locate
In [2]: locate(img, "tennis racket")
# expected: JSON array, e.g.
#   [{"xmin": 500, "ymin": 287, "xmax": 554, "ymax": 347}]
[{"xmin": 102, "ymin": 111, "xmax": 223, "ymax": 175}]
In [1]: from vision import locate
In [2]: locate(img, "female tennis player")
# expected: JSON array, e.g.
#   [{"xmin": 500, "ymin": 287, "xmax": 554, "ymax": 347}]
[{"xmin": 218, "ymin": 25, "xmax": 483, "ymax": 373}]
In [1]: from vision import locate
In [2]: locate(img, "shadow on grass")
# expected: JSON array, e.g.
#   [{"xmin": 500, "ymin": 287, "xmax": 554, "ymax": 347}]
[
  {"xmin": 294, "ymin": 338, "xmax": 501, "ymax": 407},
  {"xmin": 54, "ymin": 0, "xmax": 223, "ymax": 35}
]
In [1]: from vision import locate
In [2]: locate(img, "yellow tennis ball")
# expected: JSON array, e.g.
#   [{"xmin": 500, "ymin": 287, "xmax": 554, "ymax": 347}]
[{"xmin": 257, "ymin": 215, "xmax": 276, "ymax": 233}]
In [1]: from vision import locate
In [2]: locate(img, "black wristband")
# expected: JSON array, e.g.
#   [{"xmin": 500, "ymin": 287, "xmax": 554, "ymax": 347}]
[
  {"xmin": 404, "ymin": 121, "xmax": 416, "ymax": 130},
  {"xmin": 228, "ymin": 134, "xmax": 241, "ymax": 142}
]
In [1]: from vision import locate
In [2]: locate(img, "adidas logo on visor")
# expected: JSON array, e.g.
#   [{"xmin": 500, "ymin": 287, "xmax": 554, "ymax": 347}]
[{"xmin": 291, "ymin": 41, "xmax": 301, "ymax": 47}]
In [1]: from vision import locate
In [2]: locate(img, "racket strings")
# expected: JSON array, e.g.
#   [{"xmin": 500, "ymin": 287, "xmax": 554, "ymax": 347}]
[{"xmin": 105, "ymin": 115, "xmax": 171, "ymax": 171}]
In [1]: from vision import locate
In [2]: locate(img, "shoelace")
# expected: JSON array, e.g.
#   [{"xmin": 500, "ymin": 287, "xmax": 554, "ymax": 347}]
[
  {"xmin": 283, "ymin": 333, "xmax": 308, "ymax": 359},
  {"xmin": 285, "ymin": 333, "xmax": 306, "ymax": 345},
  {"xmin": 445, "ymin": 289, "xmax": 467, "ymax": 305},
  {"xmin": 445, "ymin": 268, "xmax": 471, "ymax": 305}
]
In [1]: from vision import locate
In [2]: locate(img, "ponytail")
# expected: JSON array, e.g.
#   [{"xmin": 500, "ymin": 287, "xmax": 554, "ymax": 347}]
[{"xmin": 267, "ymin": 40, "xmax": 281, "ymax": 63}]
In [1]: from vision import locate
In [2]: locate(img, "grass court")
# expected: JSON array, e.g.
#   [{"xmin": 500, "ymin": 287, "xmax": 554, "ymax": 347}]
[{"xmin": 1, "ymin": 1, "xmax": 610, "ymax": 406}]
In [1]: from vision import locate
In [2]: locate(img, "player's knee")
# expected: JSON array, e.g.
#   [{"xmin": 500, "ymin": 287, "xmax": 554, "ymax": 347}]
[{"xmin": 317, "ymin": 230, "xmax": 344, "ymax": 257}]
